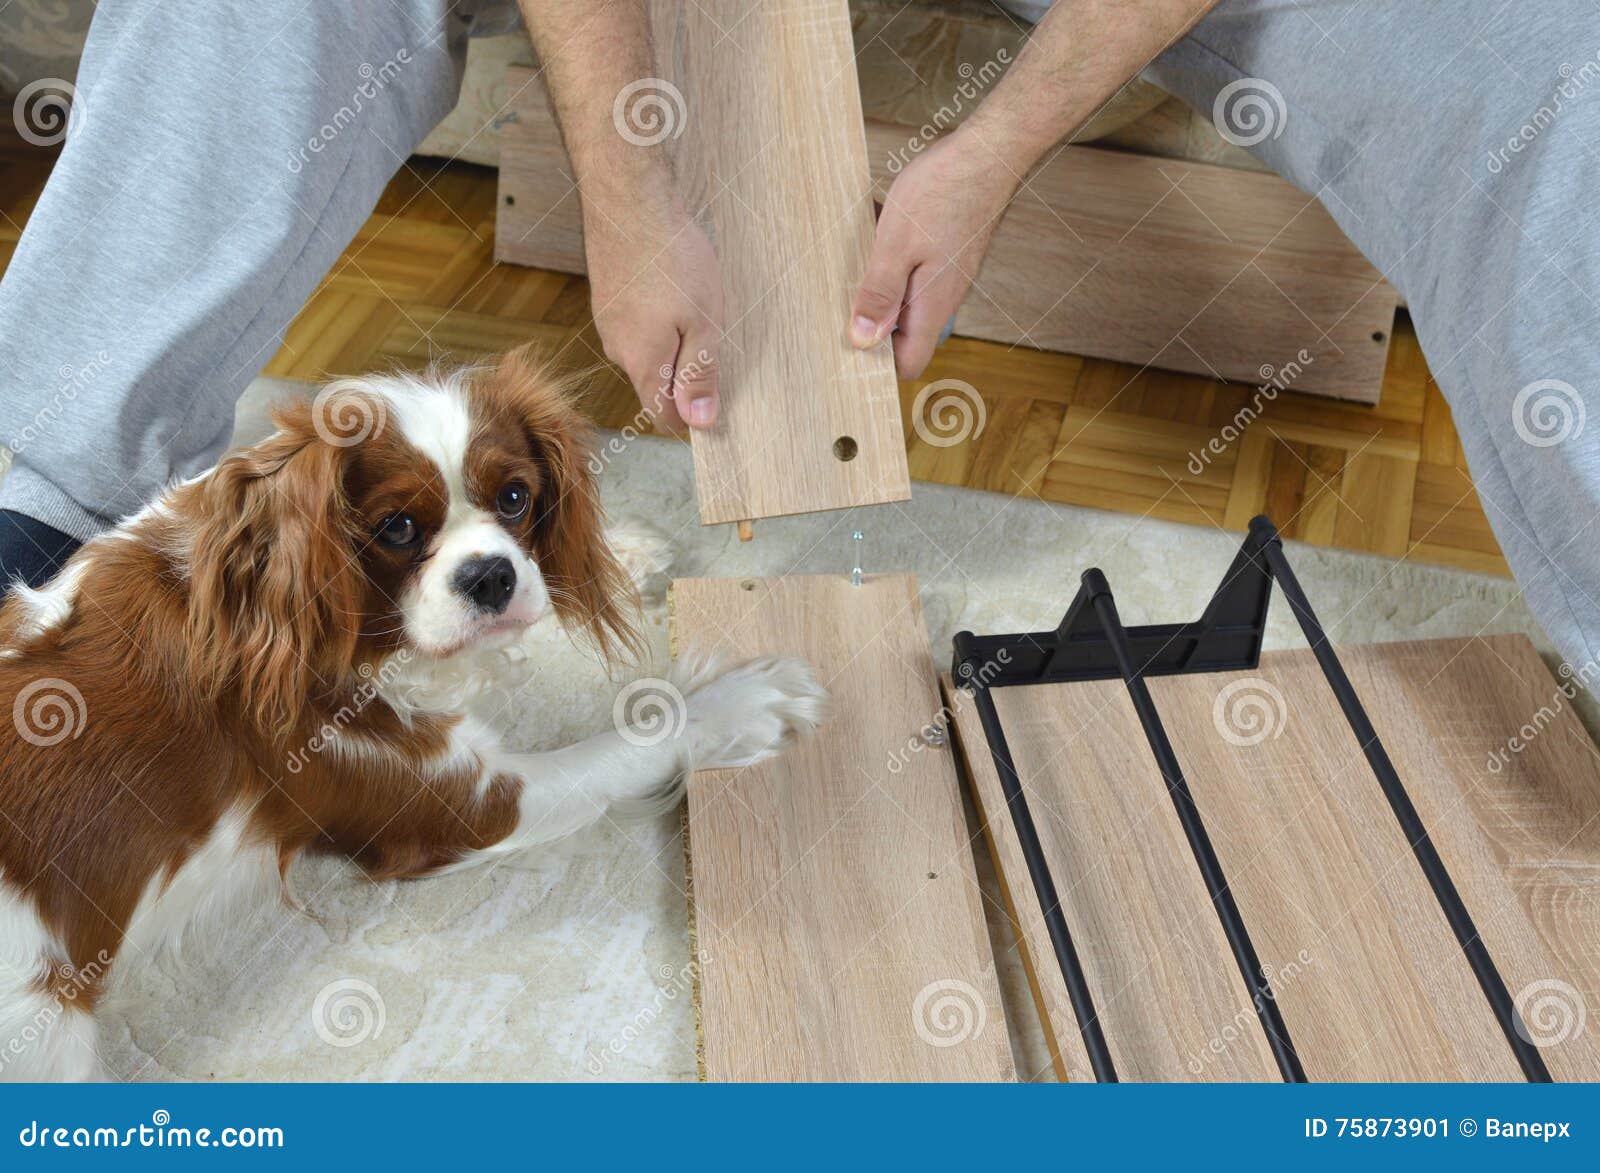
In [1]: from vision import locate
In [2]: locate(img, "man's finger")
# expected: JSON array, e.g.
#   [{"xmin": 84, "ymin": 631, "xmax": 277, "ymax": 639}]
[
  {"xmin": 849, "ymin": 216, "xmax": 916, "ymax": 349},
  {"xmin": 631, "ymin": 349, "xmax": 687, "ymax": 435},
  {"xmin": 892, "ymin": 264, "xmax": 963, "ymax": 380},
  {"xmin": 670, "ymin": 326, "xmax": 720, "ymax": 428}
]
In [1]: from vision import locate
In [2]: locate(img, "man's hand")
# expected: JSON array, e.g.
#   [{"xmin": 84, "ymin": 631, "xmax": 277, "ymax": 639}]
[
  {"xmin": 847, "ymin": 0, "xmax": 1223, "ymax": 381},
  {"xmin": 520, "ymin": 0, "xmax": 724, "ymax": 433},
  {"xmin": 848, "ymin": 130, "xmax": 1019, "ymax": 380},
  {"xmin": 584, "ymin": 192, "xmax": 723, "ymax": 433}
]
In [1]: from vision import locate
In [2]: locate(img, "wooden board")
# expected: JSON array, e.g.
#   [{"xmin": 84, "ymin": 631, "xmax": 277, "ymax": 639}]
[
  {"xmin": 948, "ymin": 635, "xmax": 1600, "ymax": 1082},
  {"xmin": 498, "ymin": 83, "xmax": 1396, "ymax": 403},
  {"xmin": 501, "ymin": 0, "xmax": 910, "ymax": 527},
  {"xmin": 673, "ymin": 574, "xmax": 1014, "ymax": 1081}
]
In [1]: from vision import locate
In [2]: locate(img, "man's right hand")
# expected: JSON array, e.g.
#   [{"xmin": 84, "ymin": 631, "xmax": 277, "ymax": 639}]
[{"xmin": 583, "ymin": 192, "xmax": 723, "ymax": 435}]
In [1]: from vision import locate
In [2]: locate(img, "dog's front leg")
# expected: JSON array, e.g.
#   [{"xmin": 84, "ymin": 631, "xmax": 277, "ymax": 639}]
[{"xmin": 452, "ymin": 652, "xmax": 828, "ymax": 867}]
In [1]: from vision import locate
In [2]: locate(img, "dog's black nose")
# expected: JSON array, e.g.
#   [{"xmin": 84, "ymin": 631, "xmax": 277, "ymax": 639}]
[{"xmin": 453, "ymin": 555, "xmax": 516, "ymax": 614}]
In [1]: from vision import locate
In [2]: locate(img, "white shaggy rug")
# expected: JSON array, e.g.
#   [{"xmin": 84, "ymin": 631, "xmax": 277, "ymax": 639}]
[{"xmin": 67, "ymin": 382, "xmax": 1564, "ymax": 1081}]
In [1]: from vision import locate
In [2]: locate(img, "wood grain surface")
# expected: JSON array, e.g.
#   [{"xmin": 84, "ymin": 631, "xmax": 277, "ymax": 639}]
[
  {"xmin": 674, "ymin": 574, "xmax": 1013, "ymax": 1081},
  {"xmin": 948, "ymin": 635, "xmax": 1600, "ymax": 1081}
]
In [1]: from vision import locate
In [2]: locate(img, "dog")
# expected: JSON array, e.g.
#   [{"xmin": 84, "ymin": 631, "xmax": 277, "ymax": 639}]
[{"xmin": 0, "ymin": 349, "xmax": 826, "ymax": 1080}]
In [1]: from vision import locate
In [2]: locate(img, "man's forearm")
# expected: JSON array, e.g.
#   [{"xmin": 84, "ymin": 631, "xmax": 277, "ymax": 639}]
[
  {"xmin": 517, "ymin": 0, "xmax": 669, "ymax": 202},
  {"xmin": 964, "ymin": 0, "xmax": 1222, "ymax": 176}
]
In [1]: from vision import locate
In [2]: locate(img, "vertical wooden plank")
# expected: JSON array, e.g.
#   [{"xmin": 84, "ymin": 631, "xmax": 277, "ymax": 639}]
[{"xmin": 674, "ymin": 574, "xmax": 1013, "ymax": 1081}]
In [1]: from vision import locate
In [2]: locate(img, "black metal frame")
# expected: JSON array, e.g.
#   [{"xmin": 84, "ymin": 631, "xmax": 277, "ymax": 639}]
[{"xmin": 952, "ymin": 515, "xmax": 1551, "ymax": 1083}]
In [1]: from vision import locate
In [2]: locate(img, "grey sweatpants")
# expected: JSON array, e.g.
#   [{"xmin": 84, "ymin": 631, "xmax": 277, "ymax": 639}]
[
  {"xmin": 5, "ymin": 1, "xmax": 1600, "ymax": 673},
  {"xmin": 0, "ymin": 0, "xmax": 471, "ymax": 538}
]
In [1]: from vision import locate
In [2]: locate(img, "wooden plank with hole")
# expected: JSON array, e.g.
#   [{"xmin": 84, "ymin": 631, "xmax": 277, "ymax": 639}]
[
  {"xmin": 673, "ymin": 574, "xmax": 1013, "ymax": 1081},
  {"xmin": 500, "ymin": 0, "xmax": 910, "ymax": 528},
  {"xmin": 497, "ymin": 75, "xmax": 1397, "ymax": 403},
  {"xmin": 947, "ymin": 635, "xmax": 1600, "ymax": 1081}
]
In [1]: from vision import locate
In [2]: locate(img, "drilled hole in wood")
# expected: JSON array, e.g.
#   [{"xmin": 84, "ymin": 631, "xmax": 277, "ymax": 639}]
[
  {"xmin": 833, "ymin": 436, "xmax": 858, "ymax": 462},
  {"xmin": 1372, "ymin": 330, "xmax": 1386, "ymax": 343},
  {"xmin": 504, "ymin": 194, "xmax": 516, "ymax": 206}
]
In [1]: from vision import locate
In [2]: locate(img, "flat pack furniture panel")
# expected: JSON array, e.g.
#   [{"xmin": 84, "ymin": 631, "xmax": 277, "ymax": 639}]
[
  {"xmin": 500, "ymin": 0, "xmax": 910, "ymax": 528},
  {"xmin": 497, "ymin": 75, "xmax": 1396, "ymax": 403},
  {"xmin": 672, "ymin": 574, "xmax": 1013, "ymax": 1081},
  {"xmin": 950, "ymin": 634, "xmax": 1600, "ymax": 1081},
  {"xmin": 912, "ymin": 139, "xmax": 1396, "ymax": 403}
]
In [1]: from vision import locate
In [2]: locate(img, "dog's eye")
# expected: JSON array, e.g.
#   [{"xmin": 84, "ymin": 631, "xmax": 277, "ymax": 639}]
[
  {"xmin": 376, "ymin": 513, "xmax": 419, "ymax": 548},
  {"xmin": 496, "ymin": 482, "xmax": 531, "ymax": 521}
]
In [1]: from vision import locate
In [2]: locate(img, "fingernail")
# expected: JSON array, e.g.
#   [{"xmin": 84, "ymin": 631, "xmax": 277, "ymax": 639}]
[
  {"xmin": 688, "ymin": 397, "xmax": 716, "ymax": 427},
  {"xmin": 850, "ymin": 315, "xmax": 879, "ymax": 346}
]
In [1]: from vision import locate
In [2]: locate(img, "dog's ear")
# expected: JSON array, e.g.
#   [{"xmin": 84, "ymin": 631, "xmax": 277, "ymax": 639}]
[
  {"xmin": 186, "ymin": 399, "xmax": 363, "ymax": 736},
  {"xmin": 481, "ymin": 347, "xmax": 641, "ymax": 663}
]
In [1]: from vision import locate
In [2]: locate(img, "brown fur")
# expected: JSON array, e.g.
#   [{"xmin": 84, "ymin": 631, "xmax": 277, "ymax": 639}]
[{"xmin": 0, "ymin": 352, "xmax": 631, "ymax": 1008}]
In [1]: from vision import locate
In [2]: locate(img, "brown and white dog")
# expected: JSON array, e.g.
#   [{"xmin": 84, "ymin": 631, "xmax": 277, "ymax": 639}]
[{"xmin": 0, "ymin": 350, "xmax": 825, "ymax": 1080}]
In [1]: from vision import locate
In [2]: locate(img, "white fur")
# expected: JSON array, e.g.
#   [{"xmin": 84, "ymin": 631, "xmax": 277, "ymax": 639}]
[
  {"xmin": 0, "ymin": 871, "xmax": 102, "ymax": 1081},
  {"xmin": 121, "ymin": 803, "xmax": 280, "ymax": 963}
]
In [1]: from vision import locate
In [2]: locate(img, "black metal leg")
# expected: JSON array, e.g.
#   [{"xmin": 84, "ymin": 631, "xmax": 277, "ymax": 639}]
[
  {"xmin": 1081, "ymin": 570, "xmax": 1308, "ymax": 1083},
  {"xmin": 959, "ymin": 675, "xmax": 1119, "ymax": 1082},
  {"xmin": 1249, "ymin": 517, "xmax": 1553, "ymax": 1083}
]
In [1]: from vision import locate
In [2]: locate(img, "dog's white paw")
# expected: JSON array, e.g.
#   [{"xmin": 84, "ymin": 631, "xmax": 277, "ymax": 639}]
[
  {"xmin": 673, "ymin": 648, "xmax": 829, "ymax": 771},
  {"xmin": 604, "ymin": 519, "xmax": 673, "ymax": 601}
]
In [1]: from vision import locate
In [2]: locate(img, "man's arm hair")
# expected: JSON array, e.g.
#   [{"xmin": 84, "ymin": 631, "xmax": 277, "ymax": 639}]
[
  {"xmin": 516, "ymin": 0, "xmax": 665, "ymax": 202},
  {"xmin": 965, "ymin": 0, "xmax": 1224, "ymax": 176}
]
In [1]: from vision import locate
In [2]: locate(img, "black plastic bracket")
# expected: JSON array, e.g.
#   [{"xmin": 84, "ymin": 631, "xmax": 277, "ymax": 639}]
[{"xmin": 953, "ymin": 515, "xmax": 1551, "ymax": 1084}]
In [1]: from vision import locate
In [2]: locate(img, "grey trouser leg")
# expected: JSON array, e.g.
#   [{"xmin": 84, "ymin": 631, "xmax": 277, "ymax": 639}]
[
  {"xmin": 0, "ymin": 0, "xmax": 469, "ymax": 538},
  {"xmin": 1136, "ymin": 1, "xmax": 1600, "ymax": 673}
]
